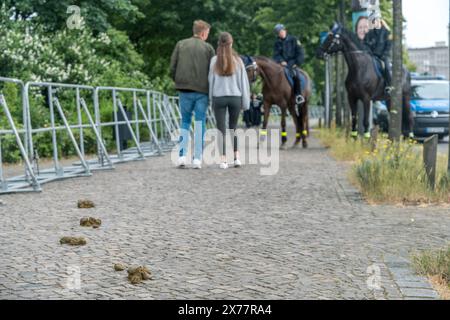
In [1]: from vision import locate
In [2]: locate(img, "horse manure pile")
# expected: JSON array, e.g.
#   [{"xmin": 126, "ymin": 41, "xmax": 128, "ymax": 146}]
[
  {"xmin": 63, "ymin": 201, "xmax": 156, "ymax": 285},
  {"xmin": 128, "ymin": 266, "xmax": 152, "ymax": 285},
  {"xmin": 59, "ymin": 201, "xmax": 100, "ymax": 246},
  {"xmin": 114, "ymin": 264, "xmax": 152, "ymax": 284},
  {"xmin": 113, "ymin": 263, "xmax": 127, "ymax": 271},
  {"xmin": 60, "ymin": 236, "xmax": 87, "ymax": 246},
  {"xmin": 113, "ymin": 265, "xmax": 152, "ymax": 285},
  {"xmin": 80, "ymin": 217, "xmax": 102, "ymax": 228},
  {"xmin": 77, "ymin": 199, "xmax": 95, "ymax": 209}
]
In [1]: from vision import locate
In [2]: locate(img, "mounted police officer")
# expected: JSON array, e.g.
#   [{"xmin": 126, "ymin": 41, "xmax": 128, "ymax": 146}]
[
  {"xmin": 273, "ymin": 24, "xmax": 305, "ymax": 105},
  {"xmin": 364, "ymin": 11, "xmax": 393, "ymax": 95}
]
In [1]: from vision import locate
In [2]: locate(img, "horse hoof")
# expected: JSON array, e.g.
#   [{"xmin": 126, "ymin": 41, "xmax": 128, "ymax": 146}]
[
  {"xmin": 280, "ymin": 144, "xmax": 288, "ymax": 151},
  {"xmin": 302, "ymin": 140, "xmax": 308, "ymax": 148}
]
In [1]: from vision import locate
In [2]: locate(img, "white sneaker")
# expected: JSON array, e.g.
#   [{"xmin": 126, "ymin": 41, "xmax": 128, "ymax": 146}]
[
  {"xmin": 177, "ymin": 156, "xmax": 187, "ymax": 168},
  {"xmin": 234, "ymin": 159, "xmax": 242, "ymax": 168},
  {"xmin": 219, "ymin": 162, "xmax": 228, "ymax": 169},
  {"xmin": 192, "ymin": 159, "xmax": 202, "ymax": 169}
]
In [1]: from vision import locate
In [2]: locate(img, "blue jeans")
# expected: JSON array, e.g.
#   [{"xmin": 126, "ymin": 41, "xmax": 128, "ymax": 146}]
[{"xmin": 178, "ymin": 91, "xmax": 208, "ymax": 160}]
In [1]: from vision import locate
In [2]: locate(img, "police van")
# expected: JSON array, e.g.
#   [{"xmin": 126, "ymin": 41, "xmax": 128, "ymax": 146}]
[
  {"xmin": 373, "ymin": 76, "xmax": 449, "ymax": 139},
  {"xmin": 410, "ymin": 78, "xmax": 449, "ymax": 139}
]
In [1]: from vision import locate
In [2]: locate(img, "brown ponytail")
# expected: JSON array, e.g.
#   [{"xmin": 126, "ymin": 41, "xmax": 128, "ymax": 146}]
[{"xmin": 215, "ymin": 32, "xmax": 240, "ymax": 76}]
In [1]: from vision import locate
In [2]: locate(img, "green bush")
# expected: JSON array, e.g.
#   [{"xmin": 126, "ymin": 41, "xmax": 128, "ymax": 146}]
[
  {"xmin": 354, "ymin": 139, "xmax": 450, "ymax": 204},
  {"xmin": 316, "ymin": 128, "xmax": 450, "ymax": 204},
  {"xmin": 0, "ymin": 5, "xmax": 158, "ymax": 163},
  {"xmin": 412, "ymin": 246, "xmax": 450, "ymax": 286}
]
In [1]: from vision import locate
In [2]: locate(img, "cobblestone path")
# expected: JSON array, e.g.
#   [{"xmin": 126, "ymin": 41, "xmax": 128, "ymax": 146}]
[{"xmin": 0, "ymin": 128, "xmax": 449, "ymax": 300}]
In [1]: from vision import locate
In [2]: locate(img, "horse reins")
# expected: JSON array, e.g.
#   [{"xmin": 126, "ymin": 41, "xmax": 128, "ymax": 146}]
[{"xmin": 328, "ymin": 33, "xmax": 366, "ymax": 55}]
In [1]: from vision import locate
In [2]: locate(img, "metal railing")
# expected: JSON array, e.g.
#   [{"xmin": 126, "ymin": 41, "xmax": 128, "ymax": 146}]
[
  {"xmin": 24, "ymin": 82, "xmax": 106, "ymax": 184},
  {"xmin": 93, "ymin": 87, "xmax": 165, "ymax": 164},
  {"xmin": 0, "ymin": 77, "xmax": 41, "ymax": 193},
  {"xmin": 0, "ymin": 78, "xmax": 185, "ymax": 194}
]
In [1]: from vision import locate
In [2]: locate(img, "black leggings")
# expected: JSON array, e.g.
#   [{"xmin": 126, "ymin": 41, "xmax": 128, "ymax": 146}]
[{"xmin": 213, "ymin": 96, "xmax": 241, "ymax": 156}]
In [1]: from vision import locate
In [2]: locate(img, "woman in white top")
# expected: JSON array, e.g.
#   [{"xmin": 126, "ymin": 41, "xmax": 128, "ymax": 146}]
[{"xmin": 208, "ymin": 32, "xmax": 251, "ymax": 169}]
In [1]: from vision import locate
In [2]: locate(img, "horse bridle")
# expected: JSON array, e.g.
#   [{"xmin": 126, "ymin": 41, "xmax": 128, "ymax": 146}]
[
  {"xmin": 244, "ymin": 57, "xmax": 258, "ymax": 83},
  {"xmin": 326, "ymin": 33, "xmax": 342, "ymax": 51}
]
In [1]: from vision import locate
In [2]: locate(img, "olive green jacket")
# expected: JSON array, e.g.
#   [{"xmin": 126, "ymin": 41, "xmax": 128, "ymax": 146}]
[{"xmin": 170, "ymin": 36, "xmax": 215, "ymax": 94}]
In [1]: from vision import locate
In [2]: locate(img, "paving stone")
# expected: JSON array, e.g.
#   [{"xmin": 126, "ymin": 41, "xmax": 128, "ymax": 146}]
[
  {"xmin": 395, "ymin": 280, "xmax": 433, "ymax": 290},
  {"xmin": 400, "ymin": 288, "xmax": 440, "ymax": 299}
]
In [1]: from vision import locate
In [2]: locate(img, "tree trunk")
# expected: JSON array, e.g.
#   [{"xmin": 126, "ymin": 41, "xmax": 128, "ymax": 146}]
[
  {"xmin": 335, "ymin": 0, "xmax": 346, "ymax": 127},
  {"xmin": 388, "ymin": 0, "xmax": 403, "ymax": 141}
]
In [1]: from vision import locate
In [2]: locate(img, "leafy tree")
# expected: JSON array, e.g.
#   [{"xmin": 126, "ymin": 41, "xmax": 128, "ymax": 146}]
[{"xmin": 3, "ymin": 0, "xmax": 142, "ymax": 32}]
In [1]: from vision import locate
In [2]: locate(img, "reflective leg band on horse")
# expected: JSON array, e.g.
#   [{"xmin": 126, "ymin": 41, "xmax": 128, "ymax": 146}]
[{"xmin": 281, "ymin": 132, "xmax": 287, "ymax": 137}]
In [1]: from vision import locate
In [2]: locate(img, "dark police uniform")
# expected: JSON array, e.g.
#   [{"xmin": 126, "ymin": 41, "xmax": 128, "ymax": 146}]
[
  {"xmin": 273, "ymin": 34, "xmax": 305, "ymax": 102},
  {"xmin": 365, "ymin": 26, "xmax": 392, "ymax": 87},
  {"xmin": 243, "ymin": 98, "xmax": 262, "ymax": 128}
]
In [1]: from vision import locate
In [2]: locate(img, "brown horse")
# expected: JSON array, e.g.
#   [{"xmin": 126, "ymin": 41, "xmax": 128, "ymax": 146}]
[{"xmin": 243, "ymin": 56, "xmax": 312, "ymax": 148}]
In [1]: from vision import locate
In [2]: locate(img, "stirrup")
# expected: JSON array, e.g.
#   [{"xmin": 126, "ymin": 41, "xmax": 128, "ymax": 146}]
[
  {"xmin": 385, "ymin": 86, "xmax": 393, "ymax": 95},
  {"xmin": 295, "ymin": 95, "xmax": 305, "ymax": 105}
]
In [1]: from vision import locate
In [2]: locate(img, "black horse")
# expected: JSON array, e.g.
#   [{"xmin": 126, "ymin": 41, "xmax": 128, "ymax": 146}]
[{"xmin": 317, "ymin": 25, "xmax": 413, "ymax": 138}]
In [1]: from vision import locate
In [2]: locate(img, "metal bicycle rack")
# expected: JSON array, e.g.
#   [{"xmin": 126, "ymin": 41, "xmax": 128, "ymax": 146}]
[
  {"xmin": 23, "ymin": 82, "xmax": 115, "ymax": 185},
  {"xmin": 93, "ymin": 87, "xmax": 164, "ymax": 164},
  {"xmin": 0, "ymin": 76, "xmax": 215, "ymax": 194},
  {"xmin": 149, "ymin": 91, "xmax": 179, "ymax": 152},
  {"xmin": 0, "ymin": 77, "xmax": 41, "ymax": 193}
]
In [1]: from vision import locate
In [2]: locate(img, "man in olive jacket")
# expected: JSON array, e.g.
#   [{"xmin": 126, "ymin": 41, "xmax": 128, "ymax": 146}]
[{"xmin": 170, "ymin": 20, "xmax": 215, "ymax": 169}]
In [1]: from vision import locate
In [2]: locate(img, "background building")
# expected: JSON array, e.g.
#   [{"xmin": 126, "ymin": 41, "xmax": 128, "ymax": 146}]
[{"xmin": 408, "ymin": 42, "xmax": 449, "ymax": 78}]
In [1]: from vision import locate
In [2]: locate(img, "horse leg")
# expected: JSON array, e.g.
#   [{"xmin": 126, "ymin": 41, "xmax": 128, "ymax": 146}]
[
  {"xmin": 304, "ymin": 102, "xmax": 310, "ymax": 148},
  {"xmin": 299, "ymin": 100, "xmax": 309, "ymax": 148},
  {"xmin": 260, "ymin": 100, "xmax": 271, "ymax": 142},
  {"xmin": 348, "ymin": 95, "xmax": 359, "ymax": 139},
  {"xmin": 403, "ymin": 93, "xmax": 414, "ymax": 138},
  {"xmin": 362, "ymin": 99, "xmax": 371, "ymax": 139},
  {"xmin": 280, "ymin": 107, "xmax": 288, "ymax": 150},
  {"xmin": 287, "ymin": 102, "xmax": 301, "ymax": 147}
]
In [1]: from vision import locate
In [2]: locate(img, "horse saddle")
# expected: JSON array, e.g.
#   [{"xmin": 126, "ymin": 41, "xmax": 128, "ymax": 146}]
[{"xmin": 283, "ymin": 67, "xmax": 306, "ymax": 92}]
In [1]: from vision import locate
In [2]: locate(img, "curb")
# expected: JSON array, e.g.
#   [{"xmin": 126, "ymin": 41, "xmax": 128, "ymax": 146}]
[{"xmin": 384, "ymin": 254, "xmax": 440, "ymax": 300}]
